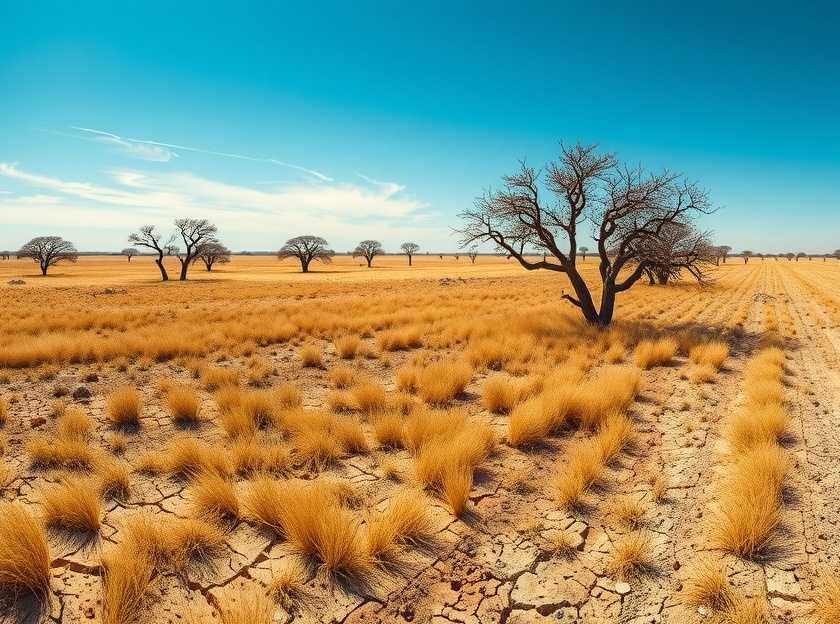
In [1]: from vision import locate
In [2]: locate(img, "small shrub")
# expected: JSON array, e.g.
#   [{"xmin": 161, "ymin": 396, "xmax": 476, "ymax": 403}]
[
  {"xmin": 0, "ymin": 502, "xmax": 51, "ymax": 599},
  {"xmin": 299, "ymin": 345, "xmax": 323, "ymax": 368},
  {"xmin": 417, "ymin": 360, "xmax": 472, "ymax": 405},
  {"xmin": 107, "ymin": 386, "xmax": 141, "ymax": 429},
  {"xmin": 634, "ymin": 338, "xmax": 677, "ymax": 369},
  {"xmin": 166, "ymin": 384, "xmax": 201, "ymax": 425},
  {"xmin": 335, "ymin": 335, "xmax": 360, "ymax": 359},
  {"xmin": 42, "ymin": 477, "xmax": 101, "ymax": 533}
]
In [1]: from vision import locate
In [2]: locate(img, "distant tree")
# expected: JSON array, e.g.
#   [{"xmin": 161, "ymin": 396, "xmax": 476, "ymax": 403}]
[
  {"xmin": 400, "ymin": 242, "xmax": 420, "ymax": 266},
  {"xmin": 278, "ymin": 235, "xmax": 334, "ymax": 273},
  {"xmin": 165, "ymin": 244, "xmax": 180, "ymax": 256},
  {"xmin": 438, "ymin": 254, "xmax": 443, "ymax": 260},
  {"xmin": 457, "ymin": 142, "xmax": 713, "ymax": 326},
  {"xmin": 784, "ymin": 252, "xmax": 794, "ymax": 261},
  {"xmin": 796, "ymin": 252, "xmax": 806, "ymax": 261},
  {"xmin": 468, "ymin": 247, "xmax": 478, "ymax": 264},
  {"xmin": 18, "ymin": 236, "xmax": 78, "ymax": 276},
  {"xmin": 636, "ymin": 224, "xmax": 716, "ymax": 285},
  {"xmin": 128, "ymin": 225, "xmax": 172, "ymax": 281},
  {"xmin": 352, "ymin": 240, "xmax": 384, "ymax": 268},
  {"xmin": 0, "ymin": 251, "xmax": 10, "ymax": 260},
  {"xmin": 741, "ymin": 250, "xmax": 753, "ymax": 264},
  {"xmin": 579, "ymin": 246, "xmax": 589, "ymax": 262},
  {"xmin": 171, "ymin": 218, "xmax": 219, "ymax": 281},
  {"xmin": 121, "ymin": 247, "xmax": 139, "ymax": 262},
  {"xmin": 717, "ymin": 245, "xmax": 732, "ymax": 263},
  {"xmin": 194, "ymin": 241, "xmax": 231, "ymax": 271}
]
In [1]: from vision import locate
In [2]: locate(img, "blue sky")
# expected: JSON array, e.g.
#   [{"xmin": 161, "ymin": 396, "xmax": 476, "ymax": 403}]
[{"xmin": 1, "ymin": 1, "xmax": 838, "ymax": 253}]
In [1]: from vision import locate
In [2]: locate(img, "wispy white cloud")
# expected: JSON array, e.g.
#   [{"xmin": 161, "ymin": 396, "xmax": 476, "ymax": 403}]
[{"xmin": 71, "ymin": 127, "xmax": 333, "ymax": 181}]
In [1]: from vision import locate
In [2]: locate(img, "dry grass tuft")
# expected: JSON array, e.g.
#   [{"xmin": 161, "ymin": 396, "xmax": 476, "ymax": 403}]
[
  {"xmin": 42, "ymin": 477, "xmax": 101, "ymax": 533},
  {"xmin": 29, "ymin": 437, "xmax": 94, "ymax": 471},
  {"xmin": 329, "ymin": 365, "xmax": 357, "ymax": 389},
  {"xmin": 230, "ymin": 438, "xmax": 290, "ymax": 477},
  {"xmin": 275, "ymin": 382, "xmax": 302, "ymax": 408},
  {"xmin": 812, "ymin": 574, "xmax": 840, "ymax": 624},
  {"xmin": 681, "ymin": 559, "xmax": 735, "ymax": 612},
  {"xmin": 417, "ymin": 360, "xmax": 472, "ymax": 405},
  {"xmin": 366, "ymin": 489, "xmax": 435, "ymax": 561},
  {"xmin": 268, "ymin": 557, "xmax": 308, "ymax": 611},
  {"xmin": 165, "ymin": 384, "xmax": 201, "ymax": 426},
  {"xmin": 352, "ymin": 380, "xmax": 388, "ymax": 415},
  {"xmin": 610, "ymin": 496, "xmax": 646, "ymax": 528},
  {"xmin": 107, "ymin": 386, "xmax": 142, "ymax": 429},
  {"xmin": 372, "ymin": 412, "xmax": 404, "ymax": 449},
  {"xmin": 192, "ymin": 470, "xmax": 239, "ymax": 523},
  {"xmin": 335, "ymin": 335, "xmax": 360, "ymax": 359},
  {"xmin": 724, "ymin": 403, "xmax": 788, "ymax": 453},
  {"xmin": 689, "ymin": 363, "xmax": 717, "ymax": 384},
  {"xmin": 201, "ymin": 366, "xmax": 239, "ymax": 391},
  {"xmin": 0, "ymin": 502, "xmax": 51, "ymax": 599},
  {"xmin": 606, "ymin": 531, "xmax": 655, "ymax": 580},
  {"xmin": 395, "ymin": 365, "xmax": 419, "ymax": 392},
  {"xmin": 218, "ymin": 587, "xmax": 275, "ymax": 624},
  {"xmin": 167, "ymin": 437, "xmax": 231, "ymax": 480},
  {"xmin": 56, "ymin": 407, "xmax": 93, "ymax": 440},
  {"xmin": 634, "ymin": 338, "xmax": 677, "ymax": 369},
  {"xmin": 299, "ymin": 344, "xmax": 323, "ymax": 368},
  {"xmin": 377, "ymin": 327, "xmax": 422, "ymax": 351},
  {"xmin": 97, "ymin": 459, "xmax": 131, "ymax": 501},
  {"xmin": 0, "ymin": 397, "xmax": 7, "ymax": 427},
  {"xmin": 165, "ymin": 517, "xmax": 226, "ymax": 570},
  {"xmin": 100, "ymin": 515, "xmax": 159, "ymax": 624},
  {"xmin": 482, "ymin": 375, "xmax": 524, "ymax": 414}
]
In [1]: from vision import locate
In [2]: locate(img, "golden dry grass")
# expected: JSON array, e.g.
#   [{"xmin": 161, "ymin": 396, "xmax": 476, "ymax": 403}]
[
  {"xmin": 681, "ymin": 559, "xmax": 735, "ymax": 611},
  {"xmin": 230, "ymin": 438, "xmax": 290, "ymax": 476},
  {"xmin": 634, "ymin": 337, "xmax": 677, "ymax": 369},
  {"xmin": 416, "ymin": 360, "xmax": 472, "ymax": 405},
  {"xmin": 201, "ymin": 366, "xmax": 239, "ymax": 391},
  {"xmin": 166, "ymin": 437, "xmax": 232, "ymax": 480},
  {"xmin": 606, "ymin": 531, "xmax": 655, "ymax": 580},
  {"xmin": 218, "ymin": 587, "xmax": 275, "ymax": 624},
  {"xmin": 56, "ymin": 407, "xmax": 93, "ymax": 439},
  {"xmin": 191, "ymin": 470, "xmax": 240, "ymax": 522},
  {"xmin": 329, "ymin": 365, "xmax": 357, "ymax": 389},
  {"xmin": 689, "ymin": 341, "xmax": 729, "ymax": 369},
  {"xmin": 106, "ymin": 386, "xmax": 142, "ymax": 429},
  {"xmin": 0, "ymin": 396, "xmax": 7, "ymax": 427},
  {"xmin": 335, "ymin": 335, "xmax": 360, "ymax": 359},
  {"xmin": 299, "ymin": 344, "xmax": 323, "ymax": 368},
  {"xmin": 100, "ymin": 516, "xmax": 158, "ymax": 624},
  {"xmin": 268, "ymin": 557, "xmax": 308, "ymax": 611},
  {"xmin": 165, "ymin": 383, "xmax": 201, "ymax": 425},
  {"xmin": 41, "ymin": 477, "xmax": 102, "ymax": 533},
  {"xmin": 29, "ymin": 436, "xmax": 95, "ymax": 471},
  {"xmin": 351, "ymin": 380, "xmax": 388, "ymax": 415},
  {"xmin": 0, "ymin": 502, "xmax": 51, "ymax": 599},
  {"xmin": 96, "ymin": 459, "xmax": 132, "ymax": 501},
  {"xmin": 812, "ymin": 574, "xmax": 840, "ymax": 624}
]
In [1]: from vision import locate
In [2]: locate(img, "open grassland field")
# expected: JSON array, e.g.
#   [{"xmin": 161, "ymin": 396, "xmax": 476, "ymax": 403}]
[{"xmin": 1, "ymin": 256, "xmax": 840, "ymax": 624}]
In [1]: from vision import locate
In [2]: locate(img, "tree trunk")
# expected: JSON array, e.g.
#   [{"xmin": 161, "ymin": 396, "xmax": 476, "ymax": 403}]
[
  {"xmin": 40, "ymin": 262, "xmax": 48, "ymax": 276},
  {"xmin": 179, "ymin": 259, "xmax": 189, "ymax": 280},
  {"xmin": 128, "ymin": 256, "xmax": 132, "ymax": 262},
  {"xmin": 566, "ymin": 269, "xmax": 601, "ymax": 325},
  {"xmin": 301, "ymin": 258, "xmax": 310, "ymax": 273},
  {"xmin": 408, "ymin": 255, "xmax": 413, "ymax": 266},
  {"xmin": 598, "ymin": 284, "xmax": 616, "ymax": 326},
  {"xmin": 744, "ymin": 258, "xmax": 749, "ymax": 264},
  {"xmin": 366, "ymin": 258, "xmax": 372, "ymax": 268},
  {"xmin": 155, "ymin": 256, "xmax": 169, "ymax": 281}
]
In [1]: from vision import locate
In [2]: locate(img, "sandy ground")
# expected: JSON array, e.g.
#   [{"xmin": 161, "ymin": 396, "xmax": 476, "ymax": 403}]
[{"xmin": 0, "ymin": 257, "xmax": 838, "ymax": 623}]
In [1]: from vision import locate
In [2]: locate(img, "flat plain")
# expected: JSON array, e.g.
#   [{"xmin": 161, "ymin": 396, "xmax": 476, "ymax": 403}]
[{"xmin": 1, "ymin": 255, "xmax": 839, "ymax": 624}]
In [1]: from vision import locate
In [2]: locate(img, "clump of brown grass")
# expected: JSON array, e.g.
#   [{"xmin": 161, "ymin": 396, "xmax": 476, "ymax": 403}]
[
  {"xmin": 372, "ymin": 412, "xmax": 404, "ymax": 449},
  {"xmin": 100, "ymin": 515, "xmax": 159, "ymax": 624},
  {"xmin": 812, "ymin": 574, "xmax": 840, "ymax": 624},
  {"xmin": 335, "ymin": 335, "xmax": 360, "ymax": 359},
  {"xmin": 268, "ymin": 557, "xmax": 308, "ymax": 612},
  {"xmin": 329, "ymin": 365, "xmax": 357, "ymax": 389},
  {"xmin": 352, "ymin": 380, "xmax": 388, "ymax": 415},
  {"xmin": 482, "ymin": 375, "xmax": 525, "ymax": 414},
  {"xmin": 299, "ymin": 344, "xmax": 323, "ymax": 368},
  {"xmin": 29, "ymin": 437, "xmax": 94, "ymax": 471},
  {"xmin": 108, "ymin": 432, "xmax": 128, "ymax": 455},
  {"xmin": 230, "ymin": 438, "xmax": 290, "ymax": 477},
  {"xmin": 0, "ymin": 397, "xmax": 7, "ymax": 427},
  {"xmin": 107, "ymin": 386, "xmax": 141, "ymax": 429},
  {"xmin": 366, "ymin": 489, "xmax": 435, "ymax": 562},
  {"xmin": 274, "ymin": 382, "xmax": 302, "ymax": 408},
  {"xmin": 634, "ymin": 338, "xmax": 677, "ymax": 369},
  {"xmin": 606, "ymin": 531, "xmax": 655, "ymax": 580},
  {"xmin": 97, "ymin": 459, "xmax": 131, "ymax": 501},
  {"xmin": 167, "ymin": 437, "xmax": 231, "ymax": 480},
  {"xmin": 41, "ymin": 477, "xmax": 101, "ymax": 533},
  {"xmin": 201, "ymin": 366, "xmax": 239, "ymax": 391},
  {"xmin": 377, "ymin": 327, "xmax": 422, "ymax": 351},
  {"xmin": 0, "ymin": 502, "xmax": 51, "ymax": 600},
  {"xmin": 327, "ymin": 390, "xmax": 356, "ymax": 413},
  {"xmin": 395, "ymin": 365, "xmax": 419, "ymax": 392},
  {"xmin": 56, "ymin": 407, "xmax": 93, "ymax": 439},
  {"xmin": 241, "ymin": 390, "xmax": 275, "ymax": 429},
  {"xmin": 689, "ymin": 341, "xmax": 729, "ymax": 370},
  {"xmin": 215, "ymin": 385, "xmax": 243, "ymax": 415},
  {"xmin": 709, "ymin": 443, "xmax": 787, "ymax": 559},
  {"xmin": 553, "ymin": 438, "xmax": 602, "ymax": 509},
  {"xmin": 566, "ymin": 366, "xmax": 640, "ymax": 429},
  {"xmin": 417, "ymin": 360, "xmax": 472, "ymax": 405},
  {"xmin": 724, "ymin": 403, "xmax": 788, "ymax": 453},
  {"xmin": 610, "ymin": 496, "xmax": 646, "ymax": 528},
  {"xmin": 165, "ymin": 517, "xmax": 226, "ymax": 571},
  {"xmin": 681, "ymin": 559, "xmax": 735, "ymax": 612},
  {"xmin": 165, "ymin": 384, "xmax": 201, "ymax": 426},
  {"xmin": 218, "ymin": 587, "xmax": 275, "ymax": 624},
  {"xmin": 192, "ymin": 470, "xmax": 239, "ymax": 523},
  {"xmin": 689, "ymin": 363, "xmax": 717, "ymax": 384},
  {"xmin": 244, "ymin": 479, "xmax": 373, "ymax": 580}
]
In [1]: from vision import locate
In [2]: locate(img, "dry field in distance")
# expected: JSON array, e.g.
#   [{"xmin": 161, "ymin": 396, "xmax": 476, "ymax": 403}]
[{"xmin": 1, "ymin": 255, "xmax": 840, "ymax": 624}]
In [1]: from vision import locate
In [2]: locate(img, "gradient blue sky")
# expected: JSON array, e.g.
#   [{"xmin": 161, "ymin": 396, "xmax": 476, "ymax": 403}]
[{"xmin": 1, "ymin": 1, "xmax": 838, "ymax": 253}]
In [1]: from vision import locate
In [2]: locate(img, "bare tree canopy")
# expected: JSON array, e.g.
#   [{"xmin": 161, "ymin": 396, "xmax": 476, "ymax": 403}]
[
  {"xmin": 352, "ymin": 240, "xmax": 384, "ymax": 268},
  {"xmin": 741, "ymin": 250, "xmax": 753, "ymax": 264},
  {"xmin": 128, "ymin": 225, "xmax": 172, "ymax": 281},
  {"xmin": 400, "ymin": 242, "xmax": 420, "ymax": 266},
  {"xmin": 579, "ymin": 246, "xmax": 589, "ymax": 262},
  {"xmin": 633, "ymin": 223, "xmax": 716, "ymax": 285},
  {"xmin": 18, "ymin": 236, "xmax": 78, "ymax": 276},
  {"xmin": 121, "ymin": 247, "xmax": 139, "ymax": 262},
  {"xmin": 468, "ymin": 247, "xmax": 479, "ymax": 264},
  {"xmin": 716, "ymin": 245, "xmax": 732, "ymax": 263},
  {"xmin": 194, "ymin": 241, "xmax": 231, "ymax": 271},
  {"xmin": 457, "ymin": 142, "xmax": 713, "ymax": 325},
  {"xmin": 277, "ymin": 235, "xmax": 334, "ymax": 273},
  {"xmin": 173, "ymin": 218, "xmax": 219, "ymax": 280}
]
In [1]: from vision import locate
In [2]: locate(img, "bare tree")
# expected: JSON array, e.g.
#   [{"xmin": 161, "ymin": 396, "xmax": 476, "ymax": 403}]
[
  {"xmin": 635, "ymin": 223, "xmax": 716, "ymax": 285},
  {"xmin": 400, "ymin": 242, "xmax": 420, "ymax": 266},
  {"xmin": 194, "ymin": 242, "xmax": 231, "ymax": 271},
  {"xmin": 172, "ymin": 218, "xmax": 219, "ymax": 280},
  {"xmin": 468, "ymin": 247, "xmax": 479, "ymax": 264},
  {"xmin": 18, "ymin": 236, "xmax": 78, "ymax": 275},
  {"xmin": 128, "ymin": 226, "xmax": 172, "ymax": 281},
  {"xmin": 742, "ymin": 250, "xmax": 753, "ymax": 264},
  {"xmin": 0, "ymin": 251, "xmax": 10, "ymax": 260},
  {"xmin": 457, "ymin": 142, "xmax": 713, "ymax": 326},
  {"xmin": 352, "ymin": 240, "xmax": 384, "ymax": 268},
  {"xmin": 278, "ymin": 235, "xmax": 334, "ymax": 273},
  {"xmin": 718, "ymin": 245, "xmax": 732, "ymax": 263},
  {"xmin": 579, "ymin": 246, "xmax": 589, "ymax": 262},
  {"xmin": 795, "ymin": 252, "xmax": 806, "ymax": 262},
  {"xmin": 121, "ymin": 247, "xmax": 139, "ymax": 262}
]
